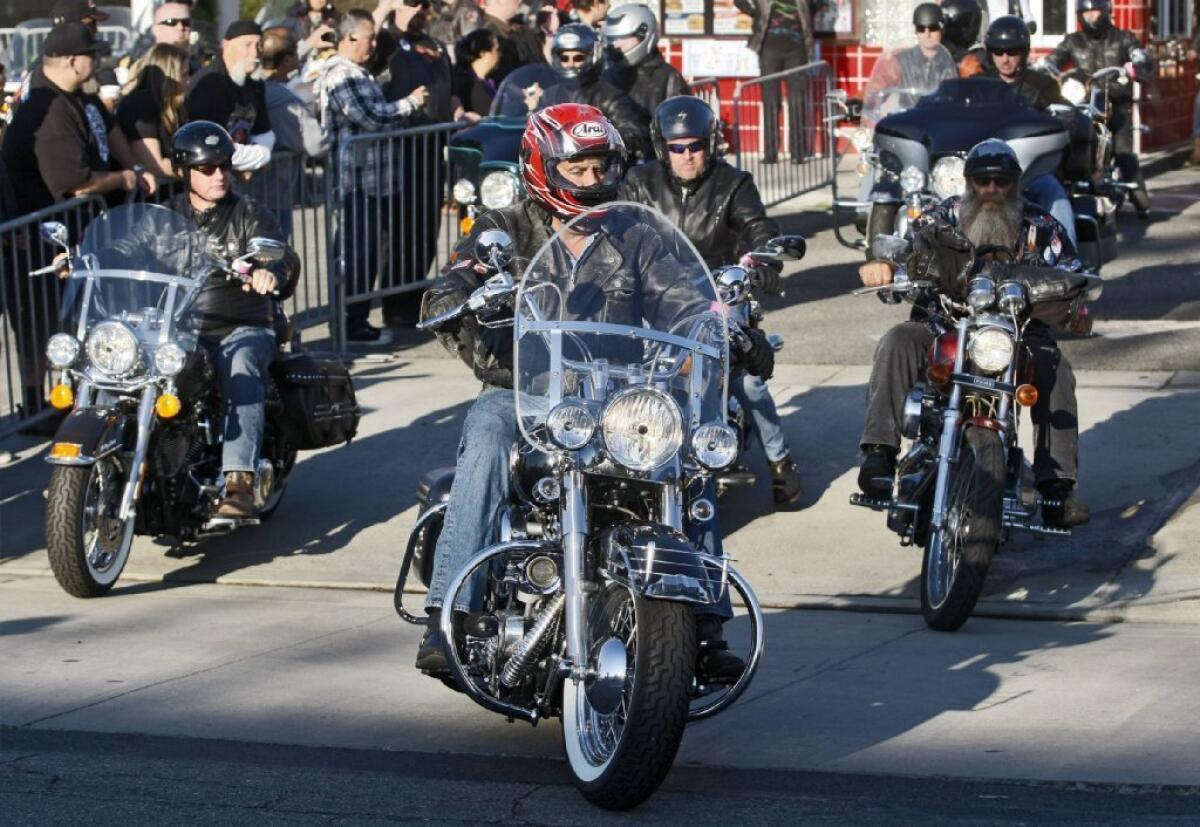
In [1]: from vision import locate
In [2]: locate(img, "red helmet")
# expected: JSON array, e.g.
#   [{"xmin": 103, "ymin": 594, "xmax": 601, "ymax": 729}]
[{"xmin": 520, "ymin": 103, "xmax": 626, "ymax": 221}]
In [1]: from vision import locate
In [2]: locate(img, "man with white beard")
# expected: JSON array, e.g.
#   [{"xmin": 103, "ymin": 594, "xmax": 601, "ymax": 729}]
[
  {"xmin": 186, "ymin": 21, "xmax": 276, "ymax": 173},
  {"xmin": 855, "ymin": 139, "xmax": 1089, "ymax": 529}
]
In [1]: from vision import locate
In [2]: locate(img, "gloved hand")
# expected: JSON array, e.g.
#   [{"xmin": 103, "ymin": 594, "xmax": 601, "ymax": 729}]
[
  {"xmin": 754, "ymin": 262, "xmax": 784, "ymax": 296},
  {"xmin": 907, "ymin": 222, "xmax": 973, "ymax": 300},
  {"xmin": 734, "ymin": 326, "xmax": 775, "ymax": 380}
]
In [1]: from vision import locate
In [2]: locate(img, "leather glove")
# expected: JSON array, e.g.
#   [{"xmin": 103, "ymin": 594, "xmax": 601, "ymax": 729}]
[
  {"xmin": 754, "ymin": 262, "xmax": 784, "ymax": 296},
  {"xmin": 908, "ymin": 223, "xmax": 973, "ymax": 300},
  {"xmin": 734, "ymin": 326, "xmax": 775, "ymax": 381}
]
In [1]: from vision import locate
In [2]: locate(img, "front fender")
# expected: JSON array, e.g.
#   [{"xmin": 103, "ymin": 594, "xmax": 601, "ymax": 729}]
[
  {"xmin": 45, "ymin": 407, "xmax": 133, "ymax": 466},
  {"xmin": 592, "ymin": 522, "xmax": 726, "ymax": 606}
]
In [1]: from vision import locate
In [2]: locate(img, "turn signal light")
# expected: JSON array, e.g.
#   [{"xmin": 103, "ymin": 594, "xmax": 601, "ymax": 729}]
[
  {"xmin": 906, "ymin": 205, "xmax": 923, "ymax": 220},
  {"xmin": 49, "ymin": 383, "xmax": 74, "ymax": 410},
  {"xmin": 460, "ymin": 215, "xmax": 475, "ymax": 235},
  {"xmin": 155, "ymin": 393, "xmax": 182, "ymax": 419},
  {"xmin": 927, "ymin": 362, "xmax": 952, "ymax": 386},
  {"xmin": 49, "ymin": 442, "xmax": 81, "ymax": 459},
  {"xmin": 1015, "ymin": 384, "xmax": 1039, "ymax": 407}
]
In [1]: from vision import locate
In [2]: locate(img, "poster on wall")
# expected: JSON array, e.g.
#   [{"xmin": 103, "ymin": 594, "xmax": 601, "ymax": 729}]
[
  {"xmin": 812, "ymin": 0, "xmax": 854, "ymax": 35},
  {"xmin": 663, "ymin": 0, "xmax": 706, "ymax": 35},
  {"xmin": 681, "ymin": 38, "xmax": 761, "ymax": 77},
  {"xmin": 712, "ymin": 0, "xmax": 753, "ymax": 35}
]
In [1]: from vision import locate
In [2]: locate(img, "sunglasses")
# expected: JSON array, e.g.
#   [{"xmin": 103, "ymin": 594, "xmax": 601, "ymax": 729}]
[
  {"xmin": 560, "ymin": 55, "xmax": 588, "ymax": 65},
  {"xmin": 971, "ymin": 175, "xmax": 1014, "ymax": 188},
  {"xmin": 915, "ymin": 24, "xmax": 941, "ymax": 33},
  {"xmin": 667, "ymin": 140, "xmax": 706, "ymax": 155},
  {"xmin": 193, "ymin": 162, "xmax": 232, "ymax": 176},
  {"xmin": 403, "ymin": 0, "xmax": 431, "ymax": 6},
  {"xmin": 158, "ymin": 17, "xmax": 191, "ymax": 28},
  {"xmin": 990, "ymin": 48, "xmax": 1023, "ymax": 57}
]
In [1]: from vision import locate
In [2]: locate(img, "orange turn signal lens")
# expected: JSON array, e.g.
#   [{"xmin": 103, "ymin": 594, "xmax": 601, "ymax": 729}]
[
  {"xmin": 906, "ymin": 205, "xmax": 923, "ymax": 220},
  {"xmin": 1015, "ymin": 384, "xmax": 1039, "ymax": 407},
  {"xmin": 155, "ymin": 393, "xmax": 182, "ymax": 419},
  {"xmin": 49, "ymin": 442, "xmax": 81, "ymax": 459},
  {"xmin": 49, "ymin": 383, "xmax": 74, "ymax": 410},
  {"xmin": 927, "ymin": 362, "xmax": 952, "ymax": 386},
  {"xmin": 459, "ymin": 216, "xmax": 475, "ymax": 235}
]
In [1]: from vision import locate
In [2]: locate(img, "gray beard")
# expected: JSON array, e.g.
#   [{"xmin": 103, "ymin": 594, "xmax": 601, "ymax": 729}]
[
  {"xmin": 959, "ymin": 190, "xmax": 1023, "ymax": 251},
  {"xmin": 228, "ymin": 60, "xmax": 264, "ymax": 86}
]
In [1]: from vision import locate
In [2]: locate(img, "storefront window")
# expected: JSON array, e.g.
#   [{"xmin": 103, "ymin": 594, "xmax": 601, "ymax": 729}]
[{"xmin": 1157, "ymin": 0, "xmax": 1193, "ymax": 38}]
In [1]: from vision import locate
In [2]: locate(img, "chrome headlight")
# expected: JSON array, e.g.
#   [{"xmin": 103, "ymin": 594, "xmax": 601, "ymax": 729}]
[
  {"xmin": 968, "ymin": 327, "xmax": 1015, "ymax": 374},
  {"xmin": 851, "ymin": 126, "xmax": 873, "ymax": 152},
  {"xmin": 479, "ymin": 171, "xmax": 520, "ymax": 210},
  {"xmin": 899, "ymin": 165, "xmax": 926, "ymax": 195},
  {"xmin": 46, "ymin": 333, "xmax": 80, "ymax": 368},
  {"xmin": 452, "ymin": 178, "xmax": 476, "ymax": 205},
  {"xmin": 1061, "ymin": 78, "xmax": 1087, "ymax": 105},
  {"xmin": 967, "ymin": 277, "xmax": 996, "ymax": 313},
  {"xmin": 86, "ymin": 321, "xmax": 141, "ymax": 376},
  {"xmin": 601, "ymin": 388, "xmax": 683, "ymax": 472},
  {"xmin": 691, "ymin": 422, "xmax": 738, "ymax": 470},
  {"xmin": 154, "ymin": 343, "xmax": 187, "ymax": 377},
  {"xmin": 546, "ymin": 401, "xmax": 596, "ymax": 450},
  {"xmin": 931, "ymin": 156, "xmax": 965, "ymax": 200}
]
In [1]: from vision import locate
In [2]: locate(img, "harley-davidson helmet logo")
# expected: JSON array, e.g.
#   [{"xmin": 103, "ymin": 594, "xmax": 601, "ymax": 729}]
[{"xmin": 571, "ymin": 121, "xmax": 607, "ymax": 139}]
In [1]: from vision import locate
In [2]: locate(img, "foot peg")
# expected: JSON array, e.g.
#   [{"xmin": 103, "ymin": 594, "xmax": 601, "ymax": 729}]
[{"xmin": 849, "ymin": 493, "xmax": 890, "ymax": 510}]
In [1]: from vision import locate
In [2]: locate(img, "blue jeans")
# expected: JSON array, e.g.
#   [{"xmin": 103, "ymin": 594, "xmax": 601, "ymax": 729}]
[
  {"xmin": 731, "ymin": 371, "xmax": 789, "ymax": 463},
  {"xmin": 1025, "ymin": 174, "xmax": 1077, "ymax": 248},
  {"xmin": 203, "ymin": 326, "xmax": 275, "ymax": 475},
  {"xmin": 426, "ymin": 388, "xmax": 732, "ymax": 620}
]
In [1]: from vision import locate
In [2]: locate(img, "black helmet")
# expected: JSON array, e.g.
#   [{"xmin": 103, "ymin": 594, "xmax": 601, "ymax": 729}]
[
  {"xmin": 1076, "ymin": 0, "xmax": 1111, "ymax": 33},
  {"xmin": 551, "ymin": 24, "xmax": 602, "ymax": 84},
  {"xmin": 984, "ymin": 15, "xmax": 1030, "ymax": 56},
  {"xmin": 912, "ymin": 2, "xmax": 942, "ymax": 29},
  {"xmin": 651, "ymin": 96, "xmax": 719, "ymax": 182},
  {"xmin": 964, "ymin": 139, "xmax": 1021, "ymax": 182},
  {"xmin": 171, "ymin": 121, "xmax": 235, "ymax": 170},
  {"xmin": 941, "ymin": 0, "xmax": 982, "ymax": 50}
]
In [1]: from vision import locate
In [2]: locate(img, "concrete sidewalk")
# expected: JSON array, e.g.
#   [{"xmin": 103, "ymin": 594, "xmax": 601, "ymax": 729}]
[{"xmin": 3, "ymin": 357, "xmax": 1198, "ymax": 623}]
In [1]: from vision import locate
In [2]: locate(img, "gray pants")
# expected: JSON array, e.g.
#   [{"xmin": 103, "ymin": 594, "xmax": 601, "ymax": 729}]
[{"xmin": 861, "ymin": 321, "xmax": 1078, "ymax": 484}]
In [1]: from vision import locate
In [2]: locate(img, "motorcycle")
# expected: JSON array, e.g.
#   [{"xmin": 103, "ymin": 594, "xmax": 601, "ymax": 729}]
[
  {"xmin": 37, "ymin": 204, "xmax": 359, "ymax": 598},
  {"xmin": 829, "ymin": 67, "xmax": 1117, "ymax": 270},
  {"xmin": 396, "ymin": 203, "xmax": 774, "ymax": 809},
  {"xmin": 849, "ymin": 234, "xmax": 1102, "ymax": 631}
]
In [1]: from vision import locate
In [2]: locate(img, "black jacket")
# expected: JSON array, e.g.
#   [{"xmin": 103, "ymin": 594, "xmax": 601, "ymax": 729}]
[
  {"xmin": 734, "ymin": 0, "xmax": 813, "ymax": 55},
  {"xmin": 540, "ymin": 77, "xmax": 651, "ymax": 161},
  {"xmin": 605, "ymin": 53, "xmax": 689, "ymax": 123},
  {"xmin": 169, "ymin": 193, "xmax": 301, "ymax": 342},
  {"xmin": 980, "ymin": 66, "xmax": 1067, "ymax": 111},
  {"xmin": 1047, "ymin": 25, "xmax": 1150, "ymax": 102},
  {"xmin": 619, "ymin": 161, "xmax": 779, "ymax": 270}
]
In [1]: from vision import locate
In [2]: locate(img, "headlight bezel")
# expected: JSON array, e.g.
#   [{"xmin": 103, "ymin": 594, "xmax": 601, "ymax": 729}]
[
  {"xmin": 600, "ymin": 387, "xmax": 685, "ymax": 473},
  {"xmin": 967, "ymin": 326, "xmax": 1016, "ymax": 375},
  {"xmin": 1061, "ymin": 78, "xmax": 1087, "ymax": 106},
  {"xmin": 930, "ymin": 156, "xmax": 966, "ymax": 200},
  {"xmin": 452, "ymin": 178, "xmax": 477, "ymax": 205},
  {"xmin": 154, "ymin": 342, "xmax": 187, "ymax": 378},
  {"xmin": 899, "ymin": 165, "xmax": 926, "ymax": 195},
  {"xmin": 546, "ymin": 401, "xmax": 597, "ymax": 450},
  {"xmin": 691, "ymin": 422, "xmax": 738, "ymax": 470},
  {"xmin": 479, "ymin": 171, "xmax": 520, "ymax": 210},
  {"xmin": 46, "ymin": 333, "xmax": 80, "ymax": 369},
  {"xmin": 85, "ymin": 321, "xmax": 142, "ymax": 378},
  {"xmin": 850, "ymin": 126, "xmax": 874, "ymax": 152}
]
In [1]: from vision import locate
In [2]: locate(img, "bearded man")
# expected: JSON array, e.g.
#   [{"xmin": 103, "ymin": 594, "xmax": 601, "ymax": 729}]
[{"xmin": 855, "ymin": 140, "xmax": 1089, "ymax": 529}]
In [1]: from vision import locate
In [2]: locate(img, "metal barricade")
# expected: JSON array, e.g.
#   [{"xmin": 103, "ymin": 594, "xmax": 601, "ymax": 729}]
[
  {"xmin": 689, "ymin": 76, "xmax": 721, "ymax": 113},
  {"xmin": 0, "ymin": 196, "xmax": 105, "ymax": 438},
  {"xmin": 329, "ymin": 122, "xmax": 468, "ymax": 352},
  {"xmin": 729, "ymin": 61, "xmax": 835, "ymax": 207}
]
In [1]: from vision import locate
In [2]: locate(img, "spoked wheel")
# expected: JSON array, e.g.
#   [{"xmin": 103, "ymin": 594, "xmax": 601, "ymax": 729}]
[
  {"xmin": 921, "ymin": 427, "xmax": 1005, "ymax": 631},
  {"xmin": 46, "ymin": 458, "xmax": 136, "ymax": 598},
  {"xmin": 561, "ymin": 582, "xmax": 695, "ymax": 810}
]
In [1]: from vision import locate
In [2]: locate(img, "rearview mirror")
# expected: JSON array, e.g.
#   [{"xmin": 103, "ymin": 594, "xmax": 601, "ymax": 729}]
[
  {"xmin": 869, "ymin": 234, "xmax": 910, "ymax": 265},
  {"xmin": 756, "ymin": 235, "xmax": 807, "ymax": 261},
  {"xmin": 40, "ymin": 221, "xmax": 70, "ymax": 250},
  {"xmin": 475, "ymin": 229, "xmax": 514, "ymax": 272},
  {"xmin": 244, "ymin": 237, "xmax": 288, "ymax": 264}
]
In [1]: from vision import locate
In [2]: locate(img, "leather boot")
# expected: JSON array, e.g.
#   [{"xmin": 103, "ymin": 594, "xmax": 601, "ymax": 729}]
[
  {"xmin": 216, "ymin": 471, "xmax": 255, "ymax": 518},
  {"xmin": 857, "ymin": 444, "xmax": 897, "ymax": 498},
  {"xmin": 769, "ymin": 455, "xmax": 804, "ymax": 509},
  {"xmin": 1039, "ymin": 480, "xmax": 1090, "ymax": 529},
  {"xmin": 695, "ymin": 616, "xmax": 746, "ymax": 685}
]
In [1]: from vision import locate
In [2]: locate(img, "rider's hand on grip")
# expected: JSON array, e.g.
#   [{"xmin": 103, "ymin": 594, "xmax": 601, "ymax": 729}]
[
  {"xmin": 736, "ymin": 326, "xmax": 775, "ymax": 381},
  {"xmin": 858, "ymin": 260, "xmax": 895, "ymax": 288}
]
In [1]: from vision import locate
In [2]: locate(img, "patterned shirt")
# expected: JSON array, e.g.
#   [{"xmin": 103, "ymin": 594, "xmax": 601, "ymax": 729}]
[
  {"xmin": 916, "ymin": 195, "xmax": 1082, "ymax": 272},
  {"xmin": 314, "ymin": 55, "xmax": 420, "ymax": 197}
]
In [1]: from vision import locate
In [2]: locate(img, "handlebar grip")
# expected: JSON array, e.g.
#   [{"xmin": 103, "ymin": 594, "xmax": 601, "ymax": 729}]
[
  {"xmin": 416, "ymin": 303, "xmax": 466, "ymax": 332},
  {"xmin": 30, "ymin": 264, "xmax": 61, "ymax": 276}
]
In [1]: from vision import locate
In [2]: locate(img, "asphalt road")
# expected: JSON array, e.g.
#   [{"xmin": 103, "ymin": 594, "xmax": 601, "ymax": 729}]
[{"xmin": 3, "ymin": 728, "xmax": 1198, "ymax": 825}]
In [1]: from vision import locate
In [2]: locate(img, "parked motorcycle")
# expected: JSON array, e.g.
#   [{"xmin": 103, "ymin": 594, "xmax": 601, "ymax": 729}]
[
  {"xmin": 38, "ymin": 204, "xmax": 359, "ymax": 598},
  {"xmin": 396, "ymin": 204, "xmax": 772, "ymax": 809},
  {"xmin": 849, "ymin": 235, "xmax": 1102, "ymax": 631}
]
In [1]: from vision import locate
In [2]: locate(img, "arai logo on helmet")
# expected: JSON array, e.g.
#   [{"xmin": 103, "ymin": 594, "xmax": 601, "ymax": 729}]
[{"xmin": 571, "ymin": 121, "xmax": 607, "ymax": 140}]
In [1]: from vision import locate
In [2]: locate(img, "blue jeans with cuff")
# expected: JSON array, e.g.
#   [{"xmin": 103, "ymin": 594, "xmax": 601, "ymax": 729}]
[
  {"xmin": 731, "ymin": 370, "xmax": 789, "ymax": 463},
  {"xmin": 204, "ymin": 325, "xmax": 276, "ymax": 475}
]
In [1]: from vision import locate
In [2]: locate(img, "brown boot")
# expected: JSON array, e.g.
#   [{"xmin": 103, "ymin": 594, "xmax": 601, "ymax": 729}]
[{"xmin": 216, "ymin": 472, "xmax": 255, "ymax": 518}]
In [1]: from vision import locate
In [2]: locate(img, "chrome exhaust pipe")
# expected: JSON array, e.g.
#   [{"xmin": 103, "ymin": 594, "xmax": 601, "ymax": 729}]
[{"xmin": 500, "ymin": 592, "xmax": 565, "ymax": 689}]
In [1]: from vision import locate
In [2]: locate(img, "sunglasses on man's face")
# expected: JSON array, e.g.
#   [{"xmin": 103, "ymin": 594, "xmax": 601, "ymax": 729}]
[
  {"xmin": 972, "ymin": 175, "xmax": 1013, "ymax": 188},
  {"xmin": 915, "ymin": 25, "xmax": 941, "ymax": 33},
  {"xmin": 559, "ymin": 53, "xmax": 588, "ymax": 65},
  {"xmin": 667, "ymin": 140, "xmax": 706, "ymax": 155},
  {"xmin": 193, "ymin": 163, "xmax": 232, "ymax": 176},
  {"xmin": 990, "ymin": 48, "xmax": 1023, "ymax": 57},
  {"xmin": 158, "ymin": 17, "xmax": 191, "ymax": 28}
]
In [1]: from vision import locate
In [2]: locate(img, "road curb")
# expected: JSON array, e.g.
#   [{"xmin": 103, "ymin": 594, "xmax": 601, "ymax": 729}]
[{"xmin": 1143, "ymin": 141, "xmax": 1192, "ymax": 179}]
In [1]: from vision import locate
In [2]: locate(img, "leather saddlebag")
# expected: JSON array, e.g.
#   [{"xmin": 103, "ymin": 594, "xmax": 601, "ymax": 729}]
[{"xmin": 271, "ymin": 351, "xmax": 360, "ymax": 450}]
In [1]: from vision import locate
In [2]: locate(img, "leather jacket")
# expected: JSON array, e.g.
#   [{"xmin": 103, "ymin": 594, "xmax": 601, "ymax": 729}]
[
  {"xmin": 980, "ymin": 66, "xmax": 1067, "ymax": 110},
  {"xmin": 734, "ymin": 0, "xmax": 813, "ymax": 56},
  {"xmin": 1047, "ymin": 24, "xmax": 1149, "ymax": 102},
  {"xmin": 540, "ymin": 77, "xmax": 651, "ymax": 161},
  {"xmin": 605, "ymin": 53, "xmax": 690, "ymax": 124},
  {"xmin": 619, "ymin": 160, "xmax": 780, "ymax": 270},
  {"xmin": 169, "ymin": 193, "xmax": 301, "ymax": 342}
]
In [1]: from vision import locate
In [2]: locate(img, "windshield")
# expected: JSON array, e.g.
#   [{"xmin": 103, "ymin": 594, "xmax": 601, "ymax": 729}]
[
  {"xmin": 513, "ymin": 203, "xmax": 727, "ymax": 463},
  {"xmin": 491, "ymin": 64, "xmax": 559, "ymax": 117},
  {"xmin": 917, "ymin": 77, "xmax": 1025, "ymax": 108},
  {"xmin": 862, "ymin": 46, "xmax": 958, "ymax": 125},
  {"xmin": 68, "ymin": 203, "xmax": 216, "ymax": 341}
]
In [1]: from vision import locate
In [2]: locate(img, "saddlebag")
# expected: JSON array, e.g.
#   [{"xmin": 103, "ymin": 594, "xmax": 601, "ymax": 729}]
[{"xmin": 271, "ymin": 351, "xmax": 360, "ymax": 450}]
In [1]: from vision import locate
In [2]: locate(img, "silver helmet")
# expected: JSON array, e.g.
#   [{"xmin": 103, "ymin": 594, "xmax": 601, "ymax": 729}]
[{"xmin": 602, "ymin": 4, "xmax": 658, "ymax": 67}]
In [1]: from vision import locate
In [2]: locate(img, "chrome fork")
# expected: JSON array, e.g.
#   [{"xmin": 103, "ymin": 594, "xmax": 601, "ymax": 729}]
[
  {"xmin": 930, "ymin": 318, "xmax": 968, "ymax": 530},
  {"xmin": 561, "ymin": 468, "xmax": 589, "ymax": 677},
  {"xmin": 118, "ymin": 387, "xmax": 158, "ymax": 521}
]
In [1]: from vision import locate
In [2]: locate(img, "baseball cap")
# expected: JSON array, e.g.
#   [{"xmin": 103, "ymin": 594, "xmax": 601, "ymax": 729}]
[
  {"xmin": 43, "ymin": 22, "xmax": 113, "ymax": 58},
  {"xmin": 224, "ymin": 19, "xmax": 264, "ymax": 40},
  {"xmin": 51, "ymin": 0, "xmax": 110, "ymax": 24}
]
